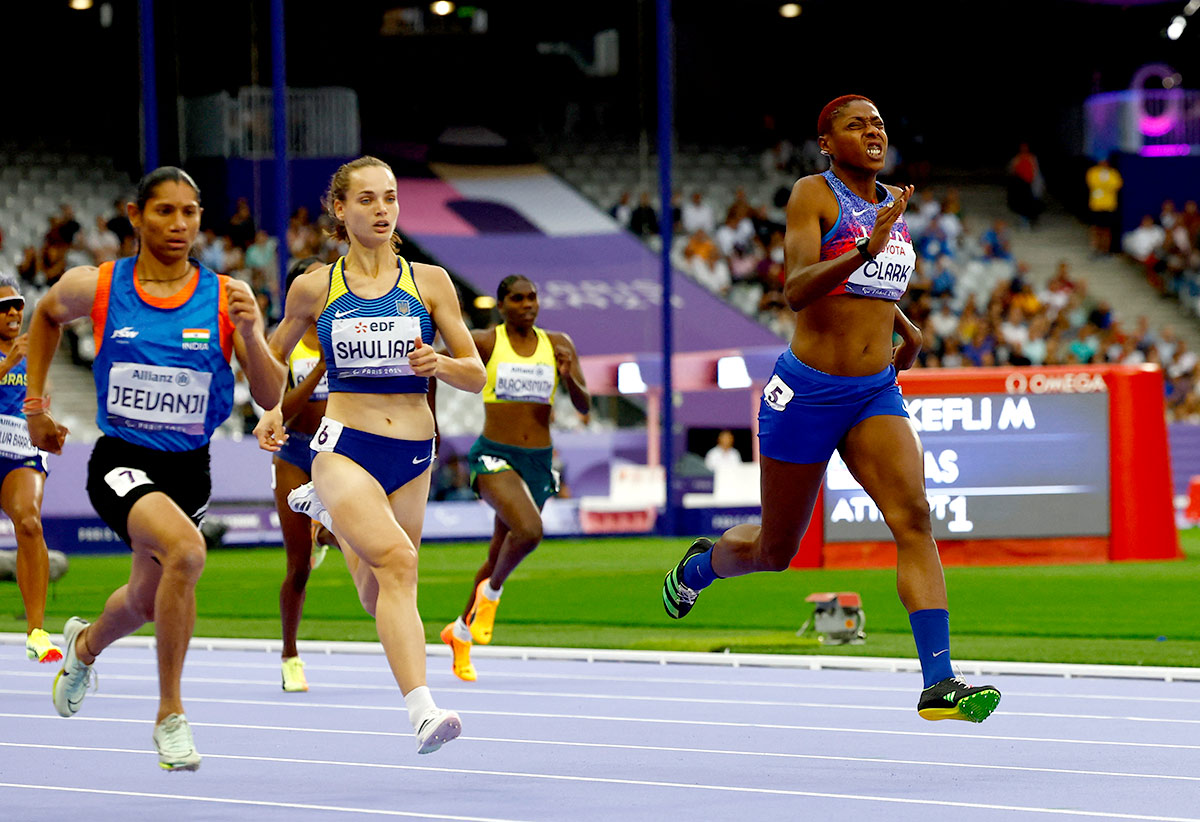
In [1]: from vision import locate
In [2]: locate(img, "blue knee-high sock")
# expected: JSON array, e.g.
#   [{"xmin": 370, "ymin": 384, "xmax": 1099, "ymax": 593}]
[
  {"xmin": 681, "ymin": 547, "xmax": 720, "ymax": 591},
  {"xmin": 909, "ymin": 609, "xmax": 954, "ymax": 688}
]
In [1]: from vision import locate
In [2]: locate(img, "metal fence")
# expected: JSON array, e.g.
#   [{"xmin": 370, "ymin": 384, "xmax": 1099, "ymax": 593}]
[{"xmin": 181, "ymin": 86, "xmax": 361, "ymax": 159}]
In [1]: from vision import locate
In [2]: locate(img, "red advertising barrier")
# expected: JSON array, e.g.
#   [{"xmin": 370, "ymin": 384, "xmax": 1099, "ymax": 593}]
[{"xmin": 792, "ymin": 364, "xmax": 1182, "ymax": 569}]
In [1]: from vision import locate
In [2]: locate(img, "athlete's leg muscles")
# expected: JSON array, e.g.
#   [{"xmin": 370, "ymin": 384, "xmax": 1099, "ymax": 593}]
[
  {"xmin": 711, "ymin": 455, "xmax": 828, "ymax": 578},
  {"xmin": 313, "ymin": 452, "xmax": 425, "ymax": 694},
  {"xmin": 1, "ymin": 468, "xmax": 49, "ymax": 632},
  {"xmin": 460, "ymin": 515, "xmax": 508, "ymax": 621},
  {"xmin": 126, "ymin": 492, "xmax": 208, "ymax": 723},
  {"xmin": 273, "ymin": 458, "xmax": 314, "ymax": 659},
  {"xmin": 475, "ymin": 470, "xmax": 542, "ymax": 588},
  {"xmin": 839, "ymin": 415, "xmax": 946, "ymax": 612}
]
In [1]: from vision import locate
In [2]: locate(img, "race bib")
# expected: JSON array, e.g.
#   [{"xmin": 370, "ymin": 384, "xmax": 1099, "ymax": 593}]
[
  {"xmin": 330, "ymin": 316, "xmax": 421, "ymax": 378},
  {"xmin": 310, "ymin": 417, "xmax": 344, "ymax": 453},
  {"xmin": 106, "ymin": 362, "xmax": 212, "ymax": 435},
  {"xmin": 843, "ymin": 233, "xmax": 917, "ymax": 300},
  {"xmin": 762, "ymin": 374, "xmax": 794, "ymax": 412},
  {"xmin": 104, "ymin": 466, "xmax": 154, "ymax": 498},
  {"xmin": 291, "ymin": 356, "xmax": 329, "ymax": 401},
  {"xmin": 494, "ymin": 361, "xmax": 556, "ymax": 404},
  {"xmin": 0, "ymin": 414, "xmax": 39, "ymax": 459}
]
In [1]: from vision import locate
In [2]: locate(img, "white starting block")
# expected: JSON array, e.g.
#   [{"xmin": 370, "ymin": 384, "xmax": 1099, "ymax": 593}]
[{"xmin": 796, "ymin": 591, "xmax": 865, "ymax": 645}]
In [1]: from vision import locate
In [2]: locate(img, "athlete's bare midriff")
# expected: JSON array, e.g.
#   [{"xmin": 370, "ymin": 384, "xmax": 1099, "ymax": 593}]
[
  {"xmin": 482, "ymin": 402, "xmax": 553, "ymax": 448},
  {"xmin": 790, "ymin": 294, "xmax": 897, "ymax": 376},
  {"xmin": 325, "ymin": 391, "xmax": 434, "ymax": 439}
]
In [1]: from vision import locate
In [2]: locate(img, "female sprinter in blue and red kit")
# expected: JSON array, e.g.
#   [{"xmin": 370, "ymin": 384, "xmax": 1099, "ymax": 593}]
[
  {"xmin": 0, "ymin": 274, "xmax": 61, "ymax": 665},
  {"xmin": 26, "ymin": 167, "xmax": 284, "ymax": 770},
  {"xmin": 254, "ymin": 156, "xmax": 485, "ymax": 754},
  {"xmin": 662, "ymin": 96, "xmax": 1001, "ymax": 722}
]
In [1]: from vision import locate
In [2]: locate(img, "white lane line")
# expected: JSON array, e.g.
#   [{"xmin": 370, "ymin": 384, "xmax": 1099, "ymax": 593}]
[
  {"xmin": 10, "ymin": 659, "xmax": 1200, "ymax": 704},
  {"xmin": 0, "ymin": 782, "xmax": 529, "ymax": 821},
  {"xmin": 2, "ymin": 736, "xmax": 1196, "ymax": 783},
  {"xmin": 0, "ymin": 754, "xmax": 1195, "ymax": 821},
  {"xmin": 3, "ymin": 706, "xmax": 1200, "ymax": 751},
  {"xmin": 2, "ymin": 675, "xmax": 1196, "ymax": 725}
]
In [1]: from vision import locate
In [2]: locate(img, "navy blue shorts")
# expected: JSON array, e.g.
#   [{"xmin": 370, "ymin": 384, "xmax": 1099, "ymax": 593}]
[
  {"xmin": 310, "ymin": 417, "xmax": 434, "ymax": 495},
  {"xmin": 757, "ymin": 348, "xmax": 908, "ymax": 465},
  {"xmin": 275, "ymin": 428, "xmax": 313, "ymax": 474},
  {"xmin": 0, "ymin": 453, "xmax": 48, "ymax": 483}
]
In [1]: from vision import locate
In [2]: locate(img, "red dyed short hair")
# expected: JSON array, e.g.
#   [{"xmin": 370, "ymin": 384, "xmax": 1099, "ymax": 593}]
[{"xmin": 817, "ymin": 95, "xmax": 877, "ymax": 136}]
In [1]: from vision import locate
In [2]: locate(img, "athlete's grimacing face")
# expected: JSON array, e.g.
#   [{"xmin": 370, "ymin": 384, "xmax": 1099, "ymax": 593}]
[
  {"xmin": 0, "ymin": 286, "xmax": 23, "ymax": 342},
  {"xmin": 500, "ymin": 280, "xmax": 539, "ymax": 328},
  {"xmin": 130, "ymin": 181, "xmax": 202, "ymax": 262},
  {"xmin": 337, "ymin": 166, "xmax": 399, "ymax": 248},
  {"xmin": 820, "ymin": 100, "xmax": 887, "ymax": 172}
]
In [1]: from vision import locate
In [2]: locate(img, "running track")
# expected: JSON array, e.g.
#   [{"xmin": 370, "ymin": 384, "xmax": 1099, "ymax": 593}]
[{"xmin": 1, "ymin": 636, "xmax": 1199, "ymax": 821}]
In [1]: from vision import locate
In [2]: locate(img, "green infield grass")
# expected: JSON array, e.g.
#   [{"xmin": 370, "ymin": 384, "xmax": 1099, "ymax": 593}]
[{"xmin": 3, "ymin": 529, "xmax": 1198, "ymax": 667}]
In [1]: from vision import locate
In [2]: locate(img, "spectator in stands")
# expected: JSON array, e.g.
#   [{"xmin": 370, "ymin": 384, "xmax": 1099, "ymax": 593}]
[
  {"xmin": 1085, "ymin": 156, "xmax": 1122, "ymax": 256},
  {"xmin": 17, "ymin": 247, "xmax": 38, "ymax": 289},
  {"xmin": 681, "ymin": 191, "xmax": 715, "ymax": 236},
  {"xmin": 226, "ymin": 197, "xmax": 256, "ymax": 249},
  {"xmin": 84, "ymin": 216, "xmax": 120, "ymax": 264},
  {"xmin": 1006, "ymin": 142, "xmax": 1043, "ymax": 229},
  {"xmin": 287, "ymin": 207, "xmax": 318, "ymax": 258},
  {"xmin": 609, "ymin": 191, "xmax": 633, "ymax": 228},
  {"xmin": 929, "ymin": 255, "xmax": 956, "ymax": 299},
  {"xmin": 704, "ymin": 429, "xmax": 743, "ymax": 472},
  {"xmin": 628, "ymin": 192, "xmax": 659, "ymax": 237},
  {"xmin": 683, "ymin": 229, "xmax": 730, "ymax": 295},
  {"xmin": 714, "ymin": 206, "xmax": 755, "ymax": 258},
  {"xmin": 1124, "ymin": 215, "xmax": 1165, "ymax": 264},
  {"xmin": 760, "ymin": 138, "xmax": 794, "ymax": 180},
  {"xmin": 980, "ymin": 219, "xmax": 1013, "ymax": 260},
  {"xmin": 105, "ymin": 199, "xmax": 133, "ymax": 247},
  {"xmin": 429, "ymin": 453, "xmax": 475, "ymax": 502},
  {"xmin": 245, "ymin": 230, "xmax": 276, "ymax": 276}
]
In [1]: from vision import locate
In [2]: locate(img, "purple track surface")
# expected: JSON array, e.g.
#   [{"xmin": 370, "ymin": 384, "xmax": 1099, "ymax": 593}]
[{"xmin": 2, "ymin": 646, "xmax": 1199, "ymax": 821}]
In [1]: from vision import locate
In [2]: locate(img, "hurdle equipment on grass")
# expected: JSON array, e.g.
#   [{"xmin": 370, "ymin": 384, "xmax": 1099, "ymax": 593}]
[{"xmin": 796, "ymin": 591, "xmax": 865, "ymax": 645}]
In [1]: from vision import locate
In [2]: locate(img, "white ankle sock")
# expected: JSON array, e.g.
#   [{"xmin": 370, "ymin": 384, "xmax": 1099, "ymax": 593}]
[
  {"xmin": 482, "ymin": 581, "xmax": 502, "ymax": 600},
  {"xmin": 404, "ymin": 685, "xmax": 436, "ymax": 729},
  {"xmin": 452, "ymin": 618, "xmax": 473, "ymax": 643}
]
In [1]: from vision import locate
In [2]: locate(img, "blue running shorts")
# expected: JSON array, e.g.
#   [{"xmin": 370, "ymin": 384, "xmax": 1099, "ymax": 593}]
[
  {"xmin": 757, "ymin": 348, "xmax": 908, "ymax": 465},
  {"xmin": 0, "ymin": 453, "xmax": 48, "ymax": 482},
  {"xmin": 310, "ymin": 416, "xmax": 434, "ymax": 495},
  {"xmin": 274, "ymin": 428, "xmax": 314, "ymax": 474}
]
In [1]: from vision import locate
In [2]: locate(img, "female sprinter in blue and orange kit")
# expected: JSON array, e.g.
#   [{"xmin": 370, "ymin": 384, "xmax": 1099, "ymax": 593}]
[
  {"xmin": 254, "ymin": 156, "xmax": 485, "ymax": 754},
  {"xmin": 0, "ymin": 274, "xmax": 61, "ymax": 665},
  {"xmin": 26, "ymin": 167, "xmax": 284, "ymax": 771},
  {"xmin": 662, "ymin": 96, "xmax": 1001, "ymax": 722}
]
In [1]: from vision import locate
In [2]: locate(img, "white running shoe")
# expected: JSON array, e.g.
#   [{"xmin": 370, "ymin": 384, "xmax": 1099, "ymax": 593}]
[
  {"xmin": 52, "ymin": 617, "xmax": 96, "ymax": 717},
  {"xmin": 153, "ymin": 713, "xmax": 202, "ymax": 771},
  {"xmin": 288, "ymin": 482, "xmax": 333, "ymax": 531},
  {"xmin": 415, "ymin": 708, "xmax": 461, "ymax": 754}
]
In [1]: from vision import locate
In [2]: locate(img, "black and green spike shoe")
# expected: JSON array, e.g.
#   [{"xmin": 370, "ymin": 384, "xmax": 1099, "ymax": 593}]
[{"xmin": 662, "ymin": 537, "xmax": 713, "ymax": 619}]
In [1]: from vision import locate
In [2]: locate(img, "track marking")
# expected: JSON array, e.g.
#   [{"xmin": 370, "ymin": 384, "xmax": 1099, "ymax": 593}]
[
  {"xmin": 2, "ymin": 736, "xmax": 1196, "ymax": 783},
  {"xmin": 0, "ymin": 756, "xmax": 1196, "ymax": 821}
]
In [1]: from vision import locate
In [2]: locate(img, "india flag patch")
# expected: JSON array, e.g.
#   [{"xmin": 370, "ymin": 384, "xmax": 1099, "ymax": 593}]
[{"xmin": 182, "ymin": 328, "xmax": 210, "ymax": 350}]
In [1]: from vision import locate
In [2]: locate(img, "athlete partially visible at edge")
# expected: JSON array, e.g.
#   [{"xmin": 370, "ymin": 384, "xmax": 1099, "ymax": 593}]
[{"xmin": 661, "ymin": 95, "xmax": 1001, "ymax": 723}]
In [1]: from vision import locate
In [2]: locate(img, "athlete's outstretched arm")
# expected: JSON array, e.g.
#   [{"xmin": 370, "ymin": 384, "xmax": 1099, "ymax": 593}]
[
  {"xmin": 783, "ymin": 177, "xmax": 914, "ymax": 312},
  {"xmin": 227, "ymin": 278, "xmax": 286, "ymax": 408},
  {"xmin": 411, "ymin": 263, "xmax": 486, "ymax": 393},
  {"xmin": 25, "ymin": 265, "xmax": 99, "ymax": 452},
  {"xmin": 549, "ymin": 331, "xmax": 591, "ymax": 415},
  {"xmin": 254, "ymin": 267, "xmax": 329, "ymax": 452}
]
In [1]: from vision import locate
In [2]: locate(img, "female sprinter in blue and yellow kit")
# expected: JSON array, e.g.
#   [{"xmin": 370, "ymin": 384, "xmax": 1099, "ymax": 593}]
[
  {"xmin": 662, "ymin": 96, "xmax": 1001, "ymax": 723},
  {"xmin": 27, "ymin": 167, "xmax": 284, "ymax": 770},
  {"xmin": 440, "ymin": 274, "xmax": 590, "ymax": 682},
  {"xmin": 254, "ymin": 156, "xmax": 485, "ymax": 754}
]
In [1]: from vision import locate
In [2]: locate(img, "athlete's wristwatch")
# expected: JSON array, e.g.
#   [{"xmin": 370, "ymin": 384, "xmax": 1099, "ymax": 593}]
[{"xmin": 855, "ymin": 236, "xmax": 875, "ymax": 262}]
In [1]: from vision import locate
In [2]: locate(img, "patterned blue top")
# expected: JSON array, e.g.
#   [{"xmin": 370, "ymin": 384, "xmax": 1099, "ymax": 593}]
[{"xmin": 819, "ymin": 169, "xmax": 916, "ymax": 301}]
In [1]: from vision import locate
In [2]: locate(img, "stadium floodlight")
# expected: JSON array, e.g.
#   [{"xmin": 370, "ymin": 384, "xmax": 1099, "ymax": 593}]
[
  {"xmin": 473, "ymin": 295, "xmax": 496, "ymax": 309},
  {"xmin": 69, "ymin": 0, "xmax": 93, "ymax": 9},
  {"xmin": 779, "ymin": 3, "xmax": 801, "ymax": 18},
  {"xmin": 431, "ymin": 1, "xmax": 455, "ymax": 15},
  {"xmin": 716, "ymin": 356, "xmax": 752, "ymax": 390},
  {"xmin": 1168, "ymin": 15, "xmax": 1186, "ymax": 39},
  {"xmin": 1186, "ymin": 0, "xmax": 1200, "ymax": 17},
  {"xmin": 617, "ymin": 362, "xmax": 647, "ymax": 394}
]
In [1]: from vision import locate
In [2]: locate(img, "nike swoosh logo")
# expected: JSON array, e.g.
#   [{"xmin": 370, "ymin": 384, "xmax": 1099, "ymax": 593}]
[
  {"xmin": 932, "ymin": 649, "xmax": 949, "ymax": 657},
  {"xmin": 851, "ymin": 207, "xmax": 871, "ymax": 217},
  {"xmin": 413, "ymin": 455, "xmax": 431, "ymax": 464},
  {"xmin": 334, "ymin": 308, "xmax": 360, "ymax": 318}
]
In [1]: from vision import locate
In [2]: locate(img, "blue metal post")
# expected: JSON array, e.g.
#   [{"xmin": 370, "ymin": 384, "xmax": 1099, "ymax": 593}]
[
  {"xmin": 271, "ymin": 0, "xmax": 290, "ymax": 302},
  {"xmin": 138, "ymin": 0, "xmax": 158, "ymax": 171},
  {"xmin": 656, "ymin": 0, "xmax": 676, "ymax": 536}
]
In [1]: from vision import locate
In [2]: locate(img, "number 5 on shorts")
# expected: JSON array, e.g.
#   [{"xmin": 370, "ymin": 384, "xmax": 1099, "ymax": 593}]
[{"xmin": 104, "ymin": 466, "xmax": 153, "ymax": 498}]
